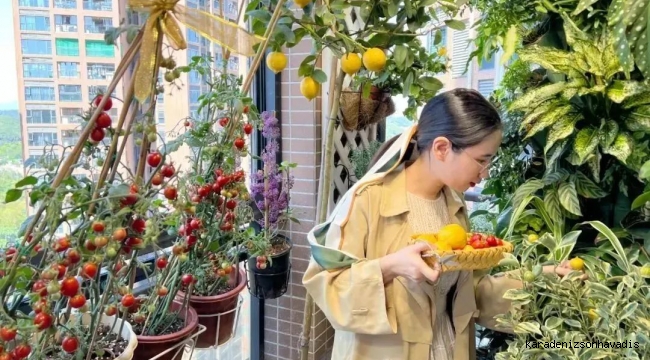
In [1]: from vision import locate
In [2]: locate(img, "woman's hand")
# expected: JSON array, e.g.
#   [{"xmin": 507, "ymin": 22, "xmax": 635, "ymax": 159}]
[
  {"xmin": 542, "ymin": 260, "xmax": 588, "ymax": 280},
  {"xmin": 379, "ymin": 242, "xmax": 441, "ymax": 284}
]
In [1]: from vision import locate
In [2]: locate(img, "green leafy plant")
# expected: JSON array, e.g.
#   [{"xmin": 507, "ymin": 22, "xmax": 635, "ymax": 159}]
[{"xmin": 349, "ymin": 140, "xmax": 383, "ymax": 179}]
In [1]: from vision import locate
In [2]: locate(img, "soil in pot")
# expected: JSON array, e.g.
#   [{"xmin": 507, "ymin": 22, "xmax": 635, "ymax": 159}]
[
  {"xmin": 42, "ymin": 324, "xmax": 127, "ymax": 360},
  {"xmin": 247, "ymin": 237, "xmax": 292, "ymax": 299},
  {"xmin": 133, "ymin": 301, "xmax": 198, "ymax": 360},
  {"xmin": 176, "ymin": 268, "xmax": 246, "ymax": 348}
]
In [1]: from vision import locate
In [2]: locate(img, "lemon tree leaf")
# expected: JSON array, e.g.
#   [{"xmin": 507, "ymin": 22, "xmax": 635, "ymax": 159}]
[
  {"xmin": 603, "ymin": 132, "xmax": 634, "ymax": 164},
  {"xmin": 420, "ymin": 77, "xmax": 443, "ymax": 92},
  {"xmin": 573, "ymin": 127, "xmax": 600, "ymax": 165},
  {"xmin": 444, "ymin": 19, "xmax": 466, "ymax": 31},
  {"xmin": 559, "ymin": 180, "xmax": 582, "ymax": 216},
  {"xmin": 312, "ymin": 69, "xmax": 328, "ymax": 84},
  {"xmin": 394, "ymin": 45, "xmax": 408, "ymax": 69}
]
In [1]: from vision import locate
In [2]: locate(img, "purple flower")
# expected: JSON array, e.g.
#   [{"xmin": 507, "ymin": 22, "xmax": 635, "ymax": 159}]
[{"xmin": 250, "ymin": 112, "xmax": 294, "ymax": 231}]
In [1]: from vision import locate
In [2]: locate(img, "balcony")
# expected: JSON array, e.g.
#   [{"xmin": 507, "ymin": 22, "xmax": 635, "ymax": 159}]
[
  {"xmin": 60, "ymin": 108, "xmax": 84, "ymax": 124},
  {"xmin": 56, "ymin": 24, "xmax": 78, "ymax": 33},
  {"xmin": 83, "ymin": 0, "xmax": 111, "ymax": 11},
  {"xmin": 55, "ymin": 0, "xmax": 77, "ymax": 8}
]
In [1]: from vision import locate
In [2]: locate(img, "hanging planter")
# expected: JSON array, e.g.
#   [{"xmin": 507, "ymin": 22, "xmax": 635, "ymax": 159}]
[
  {"xmin": 175, "ymin": 268, "xmax": 247, "ymax": 348},
  {"xmin": 133, "ymin": 301, "xmax": 199, "ymax": 360},
  {"xmin": 340, "ymin": 86, "xmax": 396, "ymax": 131},
  {"xmin": 246, "ymin": 235, "xmax": 293, "ymax": 300}
]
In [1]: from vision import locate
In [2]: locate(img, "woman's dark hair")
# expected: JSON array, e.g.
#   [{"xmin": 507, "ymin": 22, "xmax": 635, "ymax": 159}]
[{"xmin": 369, "ymin": 88, "xmax": 502, "ymax": 168}]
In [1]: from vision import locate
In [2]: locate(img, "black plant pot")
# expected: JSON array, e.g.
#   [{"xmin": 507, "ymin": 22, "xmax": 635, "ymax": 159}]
[{"xmin": 246, "ymin": 237, "xmax": 292, "ymax": 300}]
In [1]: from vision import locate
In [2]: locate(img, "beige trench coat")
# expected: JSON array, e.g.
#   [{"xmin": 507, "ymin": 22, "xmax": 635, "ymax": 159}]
[{"xmin": 303, "ymin": 166, "xmax": 522, "ymax": 360}]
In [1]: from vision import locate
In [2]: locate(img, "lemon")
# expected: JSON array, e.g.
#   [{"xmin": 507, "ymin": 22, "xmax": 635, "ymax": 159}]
[
  {"xmin": 433, "ymin": 240, "xmax": 452, "ymax": 252},
  {"xmin": 523, "ymin": 271, "xmax": 536, "ymax": 282},
  {"xmin": 527, "ymin": 233, "xmax": 539, "ymax": 242},
  {"xmin": 437, "ymin": 47, "xmax": 447, "ymax": 56},
  {"xmin": 437, "ymin": 224, "xmax": 467, "ymax": 250},
  {"xmin": 266, "ymin": 52, "xmax": 287, "ymax": 74},
  {"xmin": 588, "ymin": 308, "xmax": 598, "ymax": 321},
  {"xmin": 641, "ymin": 265, "xmax": 650, "ymax": 277},
  {"xmin": 413, "ymin": 233, "xmax": 437, "ymax": 245},
  {"xmin": 341, "ymin": 53, "xmax": 362, "ymax": 76},
  {"xmin": 569, "ymin": 257, "xmax": 585, "ymax": 271},
  {"xmin": 294, "ymin": 0, "xmax": 311, "ymax": 7},
  {"xmin": 362, "ymin": 48, "xmax": 387, "ymax": 72},
  {"xmin": 463, "ymin": 245, "xmax": 474, "ymax": 251},
  {"xmin": 300, "ymin": 77, "xmax": 319, "ymax": 100}
]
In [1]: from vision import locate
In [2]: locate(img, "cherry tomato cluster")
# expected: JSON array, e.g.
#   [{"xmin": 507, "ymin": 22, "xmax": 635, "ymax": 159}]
[
  {"xmin": 89, "ymin": 95, "xmax": 114, "ymax": 144},
  {"xmin": 468, "ymin": 233, "xmax": 503, "ymax": 249},
  {"xmin": 255, "ymin": 255, "xmax": 267, "ymax": 270}
]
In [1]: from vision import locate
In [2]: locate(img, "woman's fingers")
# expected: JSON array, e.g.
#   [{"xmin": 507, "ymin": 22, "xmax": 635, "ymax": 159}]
[{"xmin": 420, "ymin": 262, "xmax": 441, "ymax": 283}]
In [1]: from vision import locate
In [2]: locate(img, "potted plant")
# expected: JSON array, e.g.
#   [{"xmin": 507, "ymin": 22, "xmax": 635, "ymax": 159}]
[
  {"xmin": 245, "ymin": 111, "xmax": 296, "ymax": 300},
  {"xmin": 0, "ymin": 94, "xmax": 145, "ymax": 359},
  {"xmin": 159, "ymin": 55, "xmax": 258, "ymax": 349}
]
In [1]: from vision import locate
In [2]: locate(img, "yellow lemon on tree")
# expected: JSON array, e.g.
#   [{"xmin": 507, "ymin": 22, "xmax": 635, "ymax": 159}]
[
  {"xmin": 300, "ymin": 77, "xmax": 319, "ymax": 101},
  {"xmin": 437, "ymin": 47, "xmax": 447, "ymax": 56},
  {"xmin": 569, "ymin": 257, "xmax": 585, "ymax": 271},
  {"xmin": 527, "ymin": 233, "xmax": 539, "ymax": 242},
  {"xmin": 294, "ymin": 0, "xmax": 311, "ymax": 8},
  {"xmin": 437, "ymin": 224, "xmax": 467, "ymax": 250},
  {"xmin": 362, "ymin": 47, "xmax": 387, "ymax": 72},
  {"xmin": 341, "ymin": 53, "xmax": 362, "ymax": 76},
  {"xmin": 266, "ymin": 51, "xmax": 287, "ymax": 74},
  {"xmin": 588, "ymin": 308, "xmax": 598, "ymax": 321}
]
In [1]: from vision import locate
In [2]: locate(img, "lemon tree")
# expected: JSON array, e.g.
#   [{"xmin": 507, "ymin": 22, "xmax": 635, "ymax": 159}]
[{"xmin": 246, "ymin": 0, "xmax": 452, "ymax": 117}]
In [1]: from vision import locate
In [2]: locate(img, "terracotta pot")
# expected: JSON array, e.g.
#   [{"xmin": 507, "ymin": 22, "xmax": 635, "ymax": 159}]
[
  {"xmin": 134, "ymin": 301, "xmax": 199, "ymax": 360},
  {"xmin": 247, "ymin": 237, "xmax": 292, "ymax": 300},
  {"xmin": 176, "ymin": 268, "xmax": 246, "ymax": 348}
]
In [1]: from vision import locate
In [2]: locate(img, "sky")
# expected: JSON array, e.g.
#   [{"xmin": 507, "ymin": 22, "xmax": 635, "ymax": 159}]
[{"xmin": 0, "ymin": 1, "xmax": 18, "ymax": 110}]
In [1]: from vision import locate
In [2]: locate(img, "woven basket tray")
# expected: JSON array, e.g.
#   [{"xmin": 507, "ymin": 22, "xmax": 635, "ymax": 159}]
[{"xmin": 410, "ymin": 233, "xmax": 514, "ymax": 272}]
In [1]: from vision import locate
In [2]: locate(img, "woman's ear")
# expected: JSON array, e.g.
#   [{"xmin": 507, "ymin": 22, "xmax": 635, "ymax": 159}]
[{"xmin": 431, "ymin": 137, "xmax": 451, "ymax": 161}]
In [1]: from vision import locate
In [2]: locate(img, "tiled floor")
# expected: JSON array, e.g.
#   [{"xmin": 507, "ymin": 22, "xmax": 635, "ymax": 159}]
[{"xmin": 180, "ymin": 290, "xmax": 251, "ymax": 360}]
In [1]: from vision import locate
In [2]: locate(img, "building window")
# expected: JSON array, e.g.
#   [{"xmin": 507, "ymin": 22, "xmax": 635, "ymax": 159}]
[
  {"xmin": 61, "ymin": 108, "xmax": 83, "ymax": 124},
  {"xmin": 59, "ymin": 85, "xmax": 82, "ymax": 102},
  {"xmin": 83, "ymin": 0, "xmax": 112, "ymax": 11},
  {"xmin": 26, "ymin": 108, "xmax": 57, "ymax": 124},
  {"xmin": 25, "ymin": 154, "xmax": 59, "ymax": 168},
  {"xmin": 86, "ymin": 40, "xmax": 115, "ymax": 57},
  {"xmin": 87, "ymin": 63, "xmax": 115, "ymax": 80},
  {"xmin": 61, "ymin": 130, "xmax": 81, "ymax": 147},
  {"xmin": 187, "ymin": 29, "xmax": 199, "ymax": 43},
  {"xmin": 21, "ymin": 39, "xmax": 52, "ymax": 55},
  {"xmin": 451, "ymin": 25, "xmax": 470, "ymax": 79},
  {"xmin": 23, "ymin": 62, "xmax": 53, "ymax": 78},
  {"xmin": 54, "ymin": 0, "xmax": 77, "ymax": 9},
  {"xmin": 18, "ymin": 0, "xmax": 49, "ymax": 7},
  {"xmin": 429, "ymin": 26, "xmax": 447, "ymax": 54},
  {"xmin": 477, "ymin": 79, "xmax": 495, "ymax": 98},
  {"xmin": 84, "ymin": 16, "xmax": 113, "ymax": 34},
  {"xmin": 89, "ymin": 85, "xmax": 108, "ymax": 100},
  {"xmin": 55, "ymin": 15, "xmax": 78, "ymax": 32},
  {"xmin": 157, "ymin": 111, "xmax": 164, "ymax": 124},
  {"xmin": 479, "ymin": 54, "xmax": 495, "ymax": 70},
  {"xmin": 55, "ymin": 38, "xmax": 80, "ymax": 56},
  {"xmin": 228, "ymin": 57, "xmax": 239, "ymax": 72},
  {"xmin": 58, "ymin": 62, "xmax": 80, "ymax": 78},
  {"xmin": 189, "ymin": 87, "xmax": 200, "ymax": 104},
  {"xmin": 20, "ymin": 16, "xmax": 50, "ymax": 31},
  {"xmin": 28, "ymin": 131, "xmax": 58, "ymax": 147},
  {"xmin": 25, "ymin": 86, "xmax": 55, "ymax": 101}
]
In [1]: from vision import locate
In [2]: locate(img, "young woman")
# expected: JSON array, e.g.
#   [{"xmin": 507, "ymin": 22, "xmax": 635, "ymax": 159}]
[{"xmin": 302, "ymin": 89, "xmax": 577, "ymax": 360}]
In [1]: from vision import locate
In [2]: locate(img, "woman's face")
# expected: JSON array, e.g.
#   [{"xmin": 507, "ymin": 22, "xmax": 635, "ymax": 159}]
[{"xmin": 428, "ymin": 130, "xmax": 502, "ymax": 192}]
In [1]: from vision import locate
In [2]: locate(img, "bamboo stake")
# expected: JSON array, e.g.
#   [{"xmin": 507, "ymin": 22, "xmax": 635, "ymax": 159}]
[{"xmin": 300, "ymin": 59, "xmax": 345, "ymax": 360}]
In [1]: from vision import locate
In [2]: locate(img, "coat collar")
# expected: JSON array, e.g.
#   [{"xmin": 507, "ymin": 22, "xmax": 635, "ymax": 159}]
[{"xmin": 379, "ymin": 164, "xmax": 466, "ymax": 219}]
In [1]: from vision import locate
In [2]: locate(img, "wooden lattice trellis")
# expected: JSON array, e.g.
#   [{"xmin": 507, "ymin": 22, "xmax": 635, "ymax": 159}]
[{"xmin": 331, "ymin": 116, "xmax": 379, "ymax": 205}]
